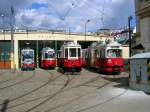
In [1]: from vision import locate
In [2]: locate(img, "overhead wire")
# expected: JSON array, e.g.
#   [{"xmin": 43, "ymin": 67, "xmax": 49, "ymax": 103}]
[
  {"xmin": 83, "ymin": 0, "xmax": 121, "ymax": 29},
  {"xmin": 10, "ymin": 0, "xmax": 123, "ymax": 32},
  {"xmin": 55, "ymin": 1, "xmax": 77, "ymax": 31}
]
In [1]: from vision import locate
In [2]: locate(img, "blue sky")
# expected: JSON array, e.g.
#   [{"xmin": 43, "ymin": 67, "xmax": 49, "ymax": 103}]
[
  {"xmin": 0, "ymin": 0, "xmax": 135, "ymax": 33},
  {"xmin": 28, "ymin": 3, "xmax": 48, "ymax": 9}
]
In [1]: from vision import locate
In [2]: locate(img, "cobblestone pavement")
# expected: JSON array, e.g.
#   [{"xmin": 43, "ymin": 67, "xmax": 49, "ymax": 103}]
[{"xmin": 0, "ymin": 68, "xmax": 149, "ymax": 112}]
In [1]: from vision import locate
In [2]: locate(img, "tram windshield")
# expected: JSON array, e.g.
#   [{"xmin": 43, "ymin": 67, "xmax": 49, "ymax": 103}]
[
  {"xmin": 22, "ymin": 52, "xmax": 34, "ymax": 61},
  {"xmin": 65, "ymin": 48, "xmax": 81, "ymax": 58},
  {"xmin": 69, "ymin": 48, "xmax": 76, "ymax": 57},
  {"xmin": 107, "ymin": 49, "xmax": 122, "ymax": 58},
  {"xmin": 45, "ymin": 52, "xmax": 55, "ymax": 58}
]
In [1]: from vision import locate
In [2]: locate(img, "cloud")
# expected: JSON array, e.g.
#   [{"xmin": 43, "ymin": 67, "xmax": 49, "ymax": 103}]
[{"xmin": 0, "ymin": 0, "xmax": 135, "ymax": 32}]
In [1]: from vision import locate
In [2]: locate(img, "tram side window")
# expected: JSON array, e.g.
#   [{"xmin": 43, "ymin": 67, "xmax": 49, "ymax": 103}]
[
  {"xmin": 78, "ymin": 48, "xmax": 81, "ymax": 57},
  {"xmin": 45, "ymin": 53, "xmax": 48, "ymax": 58},
  {"xmin": 69, "ymin": 48, "xmax": 76, "ymax": 57},
  {"xmin": 99, "ymin": 50, "xmax": 101, "ymax": 58},
  {"xmin": 65, "ymin": 48, "xmax": 68, "ymax": 58},
  {"xmin": 100, "ymin": 49, "xmax": 105, "ymax": 58},
  {"xmin": 57, "ymin": 51, "xmax": 61, "ymax": 58},
  {"xmin": 95, "ymin": 50, "xmax": 99, "ymax": 58}
]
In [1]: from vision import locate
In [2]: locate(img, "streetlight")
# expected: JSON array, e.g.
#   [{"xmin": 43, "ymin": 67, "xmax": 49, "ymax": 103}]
[
  {"xmin": 128, "ymin": 16, "xmax": 133, "ymax": 57},
  {"xmin": 85, "ymin": 19, "xmax": 90, "ymax": 41}
]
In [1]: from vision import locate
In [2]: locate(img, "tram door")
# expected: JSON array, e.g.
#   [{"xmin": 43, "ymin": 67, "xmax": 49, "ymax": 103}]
[{"xmin": 0, "ymin": 41, "xmax": 11, "ymax": 69}]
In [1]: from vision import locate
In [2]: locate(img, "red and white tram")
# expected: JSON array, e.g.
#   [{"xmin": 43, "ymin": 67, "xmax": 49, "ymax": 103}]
[
  {"xmin": 21, "ymin": 48, "xmax": 35, "ymax": 70},
  {"xmin": 40, "ymin": 47, "xmax": 56, "ymax": 69},
  {"xmin": 57, "ymin": 41, "xmax": 82, "ymax": 73},
  {"xmin": 85, "ymin": 41, "xmax": 123, "ymax": 73}
]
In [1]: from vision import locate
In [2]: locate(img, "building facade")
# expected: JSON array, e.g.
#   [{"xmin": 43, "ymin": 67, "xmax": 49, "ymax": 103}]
[
  {"xmin": 133, "ymin": 0, "xmax": 150, "ymax": 53},
  {"xmin": 0, "ymin": 31, "xmax": 112, "ymax": 69}
]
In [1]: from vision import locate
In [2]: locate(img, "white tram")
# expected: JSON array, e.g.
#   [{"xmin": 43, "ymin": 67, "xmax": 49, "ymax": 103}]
[{"xmin": 21, "ymin": 48, "xmax": 35, "ymax": 70}]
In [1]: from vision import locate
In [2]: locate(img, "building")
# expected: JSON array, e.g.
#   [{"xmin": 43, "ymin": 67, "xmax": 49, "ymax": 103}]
[
  {"xmin": 0, "ymin": 31, "xmax": 113, "ymax": 69},
  {"xmin": 132, "ymin": 0, "xmax": 150, "ymax": 53}
]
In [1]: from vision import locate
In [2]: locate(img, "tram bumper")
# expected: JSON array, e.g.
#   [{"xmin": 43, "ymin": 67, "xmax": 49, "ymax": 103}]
[{"xmin": 21, "ymin": 64, "xmax": 34, "ymax": 70}]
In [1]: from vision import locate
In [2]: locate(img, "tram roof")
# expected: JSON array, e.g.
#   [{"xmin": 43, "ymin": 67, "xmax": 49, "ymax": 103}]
[
  {"xmin": 21, "ymin": 48, "xmax": 34, "ymax": 51},
  {"xmin": 42, "ymin": 47, "xmax": 54, "ymax": 51},
  {"xmin": 62, "ymin": 41, "xmax": 81, "ymax": 47},
  {"xmin": 41, "ymin": 47, "xmax": 55, "ymax": 53},
  {"xmin": 90, "ymin": 41, "xmax": 121, "ymax": 48},
  {"xmin": 105, "ymin": 41, "xmax": 121, "ymax": 47}
]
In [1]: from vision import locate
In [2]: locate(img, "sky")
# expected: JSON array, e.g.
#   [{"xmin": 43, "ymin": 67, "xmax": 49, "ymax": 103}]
[{"xmin": 0, "ymin": 0, "xmax": 135, "ymax": 33}]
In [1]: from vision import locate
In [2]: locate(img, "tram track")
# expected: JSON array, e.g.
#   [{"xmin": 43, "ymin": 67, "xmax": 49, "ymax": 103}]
[
  {"xmin": 5, "ymin": 71, "xmax": 77, "ymax": 111},
  {"xmin": 0, "ymin": 69, "xmax": 66, "ymax": 112},
  {"xmin": 0, "ymin": 70, "xmax": 56, "ymax": 106},
  {"xmin": 1, "ymin": 69, "xmax": 127, "ymax": 112},
  {"xmin": 0, "ymin": 70, "xmax": 24, "ymax": 85},
  {"xmin": 44, "ymin": 80, "xmax": 111, "ymax": 112},
  {"xmin": 9, "ymin": 73, "xmax": 104, "ymax": 112},
  {"xmin": 43, "ymin": 72, "xmax": 125, "ymax": 112},
  {"xmin": 5, "ymin": 72, "xmax": 100, "ymax": 111},
  {"xmin": 46, "ymin": 80, "xmax": 127, "ymax": 112},
  {"xmin": 47, "ymin": 76, "xmax": 127, "ymax": 112},
  {"xmin": 24, "ymin": 72, "xmax": 76, "ymax": 112},
  {"xmin": 6, "ymin": 75, "xmax": 75, "ymax": 111},
  {"xmin": 0, "ymin": 71, "xmax": 35, "ymax": 90}
]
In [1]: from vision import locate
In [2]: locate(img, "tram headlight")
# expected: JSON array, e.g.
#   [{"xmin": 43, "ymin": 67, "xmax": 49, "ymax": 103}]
[{"xmin": 106, "ymin": 59, "xmax": 112, "ymax": 63}]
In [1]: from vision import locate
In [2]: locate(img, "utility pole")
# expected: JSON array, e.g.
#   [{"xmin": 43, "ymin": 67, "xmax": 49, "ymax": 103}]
[
  {"xmin": 1, "ymin": 14, "xmax": 5, "ymax": 69},
  {"xmin": 10, "ymin": 6, "xmax": 15, "ymax": 70},
  {"xmin": 128, "ymin": 16, "xmax": 133, "ymax": 57},
  {"xmin": 1, "ymin": 14, "xmax": 5, "ymax": 40},
  {"xmin": 85, "ymin": 20, "xmax": 90, "ymax": 41},
  {"xmin": 0, "ymin": 14, "xmax": 5, "ymax": 41},
  {"xmin": 36, "ymin": 40, "xmax": 39, "ymax": 68}
]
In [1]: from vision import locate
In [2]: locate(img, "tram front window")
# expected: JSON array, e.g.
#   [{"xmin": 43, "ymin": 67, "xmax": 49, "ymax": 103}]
[
  {"xmin": 22, "ymin": 54, "xmax": 33, "ymax": 61},
  {"xmin": 45, "ymin": 53, "xmax": 55, "ymax": 58},
  {"xmin": 22, "ymin": 51, "xmax": 34, "ymax": 60},
  {"xmin": 107, "ymin": 49, "xmax": 122, "ymax": 58},
  {"xmin": 69, "ymin": 48, "xmax": 76, "ymax": 57}
]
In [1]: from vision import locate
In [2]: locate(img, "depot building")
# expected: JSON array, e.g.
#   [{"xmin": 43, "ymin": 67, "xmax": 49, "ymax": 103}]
[{"xmin": 0, "ymin": 30, "xmax": 114, "ymax": 69}]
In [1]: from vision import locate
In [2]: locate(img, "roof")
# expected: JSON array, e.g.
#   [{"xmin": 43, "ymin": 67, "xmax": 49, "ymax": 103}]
[
  {"xmin": 107, "ymin": 41, "xmax": 121, "ymax": 46},
  {"xmin": 42, "ymin": 47, "xmax": 54, "ymax": 51},
  {"xmin": 21, "ymin": 48, "xmax": 34, "ymax": 51},
  {"xmin": 130, "ymin": 52, "xmax": 150, "ymax": 59}
]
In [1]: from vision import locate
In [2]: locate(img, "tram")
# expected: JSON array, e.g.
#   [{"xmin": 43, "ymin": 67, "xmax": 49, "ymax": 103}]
[
  {"xmin": 96, "ymin": 41, "xmax": 123, "ymax": 73},
  {"xmin": 85, "ymin": 41, "xmax": 123, "ymax": 73},
  {"xmin": 40, "ymin": 47, "xmax": 56, "ymax": 69},
  {"xmin": 21, "ymin": 48, "xmax": 35, "ymax": 70},
  {"xmin": 57, "ymin": 41, "xmax": 82, "ymax": 73},
  {"xmin": 82, "ymin": 49, "xmax": 88, "ymax": 67}
]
